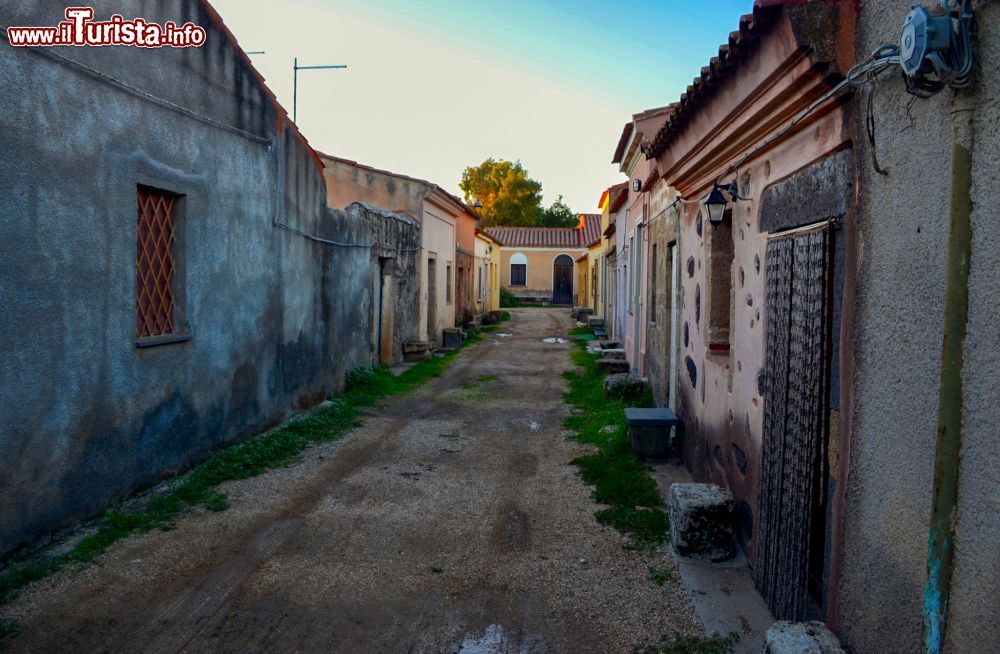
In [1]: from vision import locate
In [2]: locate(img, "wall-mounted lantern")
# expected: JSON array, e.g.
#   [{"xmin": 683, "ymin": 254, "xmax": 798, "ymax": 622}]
[
  {"xmin": 705, "ymin": 181, "xmax": 738, "ymax": 227},
  {"xmin": 632, "ymin": 179, "xmax": 642, "ymax": 192}
]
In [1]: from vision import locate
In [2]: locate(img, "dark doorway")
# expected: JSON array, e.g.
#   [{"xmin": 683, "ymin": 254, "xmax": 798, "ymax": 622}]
[
  {"xmin": 377, "ymin": 258, "xmax": 394, "ymax": 365},
  {"xmin": 755, "ymin": 225, "xmax": 833, "ymax": 620},
  {"xmin": 427, "ymin": 257, "xmax": 437, "ymax": 340},
  {"xmin": 552, "ymin": 254, "xmax": 574, "ymax": 305}
]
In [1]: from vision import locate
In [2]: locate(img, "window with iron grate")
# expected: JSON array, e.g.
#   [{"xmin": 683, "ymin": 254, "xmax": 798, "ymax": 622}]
[{"xmin": 136, "ymin": 186, "xmax": 179, "ymax": 340}]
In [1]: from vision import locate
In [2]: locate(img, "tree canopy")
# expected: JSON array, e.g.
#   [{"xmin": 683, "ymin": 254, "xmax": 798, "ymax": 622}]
[{"xmin": 459, "ymin": 158, "xmax": 576, "ymax": 228}]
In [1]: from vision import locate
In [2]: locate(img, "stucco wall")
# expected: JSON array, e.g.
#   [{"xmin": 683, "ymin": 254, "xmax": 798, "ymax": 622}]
[
  {"xmin": 498, "ymin": 248, "xmax": 585, "ymax": 300},
  {"xmin": 840, "ymin": 2, "xmax": 1000, "ymax": 652},
  {"xmin": 0, "ymin": 0, "xmax": 349, "ymax": 558},
  {"xmin": 419, "ymin": 201, "xmax": 457, "ymax": 343}
]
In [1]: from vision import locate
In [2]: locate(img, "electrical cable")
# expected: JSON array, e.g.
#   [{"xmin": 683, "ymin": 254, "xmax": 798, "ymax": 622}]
[{"xmin": 275, "ymin": 221, "xmax": 422, "ymax": 251}]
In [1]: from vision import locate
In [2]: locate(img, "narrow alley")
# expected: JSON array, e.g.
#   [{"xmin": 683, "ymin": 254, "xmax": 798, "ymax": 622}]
[{"xmin": 0, "ymin": 309, "xmax": 700, "ymax": 653}]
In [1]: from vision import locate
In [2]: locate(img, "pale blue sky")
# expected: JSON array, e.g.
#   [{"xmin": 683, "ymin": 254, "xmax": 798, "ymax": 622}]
[{"xmin": 210, "ymin": 0, "xmax": 753, "ymax": 210}]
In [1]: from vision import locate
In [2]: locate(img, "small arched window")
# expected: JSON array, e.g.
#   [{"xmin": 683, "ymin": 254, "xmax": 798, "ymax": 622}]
[
  {"xmin": 510, "ymin": 253, "xmax": 527, "ymax": 286},
  {"xmin": 554, "ymin": 254, "xmax": 574, "ymax": 266}
]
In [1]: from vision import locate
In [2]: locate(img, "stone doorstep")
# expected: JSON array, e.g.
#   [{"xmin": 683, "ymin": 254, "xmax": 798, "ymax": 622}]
[
  {"xmin": 594, "ymin": 359, "xmax": 629, "ymax": 374},
  {"xmin": 764, "ymin": 621, "xmax": 844, "ymax": 654},
  {"xmin": 599, "ymin": 341, "xmax": 621, "ymax": 350},
  {"xmin": 668, "ymin": 483, "xmax": 736, "ymax": 563},
  {"xmin": 403, "ymin": 341, "xmax": 433, "ymax": 354},
  {"xmin": 601, "ymin": 348, "xmax": 626, "ymax": 360},
  {"xmin": 586, "ymin": 316, "xmax": 605, "ymax": 327},
  {"xmin": 603, "ymin": 373, "xmax": 648, "ymax": 395}
]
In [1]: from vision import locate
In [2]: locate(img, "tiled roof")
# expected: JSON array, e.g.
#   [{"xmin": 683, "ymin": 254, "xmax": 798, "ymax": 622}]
[
  {"xmin": 645, "ymin": 4, "xmax": 782, "ymax": 160},
  {"xmin": 485, "ymin": 214, "xmax": 601, "ymax": 249}
]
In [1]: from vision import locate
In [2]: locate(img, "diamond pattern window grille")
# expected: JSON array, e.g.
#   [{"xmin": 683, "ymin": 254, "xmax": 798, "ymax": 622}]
[{"xmin": 136, "ymin": 187, "xmax": 177, "ymax": 338}]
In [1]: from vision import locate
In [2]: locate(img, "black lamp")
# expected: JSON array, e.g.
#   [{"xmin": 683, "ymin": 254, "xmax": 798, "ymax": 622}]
[{"xmin": 704, "ymin": 181, "xmax": 737, "ymax": 227}]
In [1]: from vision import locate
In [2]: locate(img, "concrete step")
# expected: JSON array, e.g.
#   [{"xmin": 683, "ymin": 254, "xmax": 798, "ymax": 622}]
[
  {"xmin": 601, "ymin": 348, "xmax": 626, "ymax": 360},
  {"xmin": 765, "ymin": 621, "xmax": 844, "ymax": 653}
]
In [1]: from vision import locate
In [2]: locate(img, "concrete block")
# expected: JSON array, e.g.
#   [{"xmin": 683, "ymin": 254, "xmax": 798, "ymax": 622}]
[
  {"xmin": 403, "ymin": 341, "xmax": 433, "ymax": 354},
  {"xmin": 599, "ymin": 341, "xmax": 621, "ymax": 350},
  {"xmin": 764, "ymin": 621, "xmax": 844, "ymax": 654},
  {"xmin": 442, "ymin": 328, "xmax": 465, "ymax": 349},
  {"xmin": 668, "ymin": 483, "xmax": 736, "ymax": 562},
  {"xmin": 602, "ymin": 348, "xmax": 626, "ymax": 360},
  {"xmin": 626, "ymin": 407, "xmax": 682, "ymax": 458},
  {"xmin": 595, "ymin": 359, "xmax": 629, "ymax": 374},
  {"xmin": 587, "ymin": 316, "xmax": 605, "ymax": 328},
  {"xmin": 604, "ymin": 374, "xmax": 648, "ymax": 398}
]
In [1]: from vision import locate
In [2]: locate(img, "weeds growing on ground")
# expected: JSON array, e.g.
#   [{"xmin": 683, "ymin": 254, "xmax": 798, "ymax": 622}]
[
  {"xmin": 499, "ymin": 288, "xmax": 520, "ymax": 308},
  {"xmin": 632, "ymin": 631, "xmax": 740, "ymax": 654},
  {"xmin": 563, "ymin": 327, "xmax": 669, "ymax": 549},
  {"xmin": 648, "ymin": 563, "xmax": 676, "ymax": 586},
  {"xmin": 0, "ymin": 320, "xmax": 501, "ymax": 608}
]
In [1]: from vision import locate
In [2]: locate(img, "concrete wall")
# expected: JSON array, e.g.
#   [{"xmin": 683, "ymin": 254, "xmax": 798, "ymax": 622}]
[
  {"xmin": 323, "ymin": 157, "xmax": 425, "ymax": 215},
  {"xmin": 0, "ymin": 0, "xmax": 399, "ymax": 558},
  {"xmin": 839, "ymin": 2, "xmax": 1000, "ymax": 652}
]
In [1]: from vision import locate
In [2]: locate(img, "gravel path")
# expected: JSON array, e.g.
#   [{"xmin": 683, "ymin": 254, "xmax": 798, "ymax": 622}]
[{"xmin": 1, "ymin": 308, "xmax": 701, "ymax": 653}]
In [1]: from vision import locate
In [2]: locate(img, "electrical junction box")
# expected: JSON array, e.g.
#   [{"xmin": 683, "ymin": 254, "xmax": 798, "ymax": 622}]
[{"xmin": 900, "ymin": 5, "xmax": 953, "ymax": 76}]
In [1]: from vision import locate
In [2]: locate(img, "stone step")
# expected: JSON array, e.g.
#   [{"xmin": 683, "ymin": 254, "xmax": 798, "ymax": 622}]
[
  {"xmin": 599, "ymin": 340, "xmax": 620, "ymax": 350},
  {"xmin": 667, "ymin": 483, "xmax": 736, "ymax": 562},
  {"xmin": 603, "ymin": 373, "xmax": 648, "ymax": 398},
  {"xmin": 587, "ymin": 316, "xmax": 605, "ymax": 328},
  {"xmin": 602, "ymin": 348, "xmax": 626, "ymax": 360},
  {"xmin": 595, "ymin": 359, "xmax": 629, "ymax": 374},
  {"xmin": 404, "ymin": 341, "xmax": 433, "ymax": 354},
  {"xmin": 765, "ymin": 621, "xmax": 844, "ymax": 654}
]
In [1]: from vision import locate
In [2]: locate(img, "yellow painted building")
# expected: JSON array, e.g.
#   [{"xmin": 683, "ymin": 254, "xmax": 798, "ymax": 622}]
[{"xmin": 474, "ymin": 229, "xmax": 502, "ymax": 313}]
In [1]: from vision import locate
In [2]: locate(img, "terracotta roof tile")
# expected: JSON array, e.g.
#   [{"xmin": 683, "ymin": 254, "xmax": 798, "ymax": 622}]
[{"xmin": 485, "ymin": 215, "xmax": 601, "ymax": 249}]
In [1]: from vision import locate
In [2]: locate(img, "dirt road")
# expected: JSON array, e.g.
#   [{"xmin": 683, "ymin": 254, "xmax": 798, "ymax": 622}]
[{"xmin": 2, "ymin": 308, "xmax": 700, "ymax": 653}]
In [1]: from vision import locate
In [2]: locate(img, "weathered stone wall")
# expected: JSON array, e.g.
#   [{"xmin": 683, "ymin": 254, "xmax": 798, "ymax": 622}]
[
  {"xmin": 0, "ymin": 1, "xmax": 415, "ymax": 559},
  {"xmin": 840, "ymin": 2, "xmax": 1000, "ymax": 652},
  {"xmin": 644, "ymin": 205, "xmax": 678, "ymax": 407}
]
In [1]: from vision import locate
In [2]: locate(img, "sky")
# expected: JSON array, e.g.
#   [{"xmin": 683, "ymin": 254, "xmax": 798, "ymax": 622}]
[{"xmin": 209, "ymin": 0, "xmax": 753, "ymax": 211}]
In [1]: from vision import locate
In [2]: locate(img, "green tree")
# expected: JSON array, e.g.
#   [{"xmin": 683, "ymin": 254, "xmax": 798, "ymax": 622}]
[
  {"xmin": 540, "ymin": 195, "xmax": 578, "ymax": 228},
  {"xmin": 459, "ymin": 159, "xmax": 543, "ymax": 227}
]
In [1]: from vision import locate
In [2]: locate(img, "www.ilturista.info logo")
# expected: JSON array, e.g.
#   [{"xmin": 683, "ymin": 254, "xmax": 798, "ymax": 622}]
[{"xmin": 6, "ymin": 7, "xmax": 206, "ymax": 48}]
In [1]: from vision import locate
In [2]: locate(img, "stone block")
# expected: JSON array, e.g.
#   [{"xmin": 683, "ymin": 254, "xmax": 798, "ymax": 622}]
[
  {"xmin": 587, "ymin": 316, "xmax": 605, "ymax": 328},
  {"xmin": 595, "ymin": 359, "xmax": 629, "ymax": 374},
  {"xmin": 599, "ymin": 341, "xmax": 621, "ymax": 350},
  {"xmin": 602, "ymin": 348, "xmax": 626, "ymax": 360},
  {"xmin": 603, "ymin": 374, "xmax": 648, "ymax": 398},
  {"xmin": 403, "ymin": 341, "xmax": 433, "ymax": 354},
  {"xmin": 667, "ymin": 483, "xmax": 736, "ymax": 562},
  {"xmin": 764, "ymin": 621, "xmax": 844, "ymax": 654},
  {"xmin": 625, "ymin": 407, "xmax": 682, "ymax": 458}
]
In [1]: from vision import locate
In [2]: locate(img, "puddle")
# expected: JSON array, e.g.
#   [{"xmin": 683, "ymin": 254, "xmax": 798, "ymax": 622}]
[
  {"xmin": 495, "ymin": 332, "xmax": 512, "ymax": 337},
  {"xmin": 541, "ymin": 337, "xmax": 568, "ymax": 344},
  {"xmin": 459, "ymin": 624, "xmax": 526, "ymax": 654}
]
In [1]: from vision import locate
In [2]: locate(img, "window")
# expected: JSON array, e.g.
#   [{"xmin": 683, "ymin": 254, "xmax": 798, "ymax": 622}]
[
  {"xmin": 706, "ymin": 209, "xmax": 734, "ymax": 351},
  {"xmin": 510, "ymin": 252, "xmax": 527, "ymax": 286},
  {"xmin": 136, "ymin": 186, "xmax": 181, "ymax": 340},
  {"xmin": 446, "ymin": 262, "xmax": 453, "ymax": 304}
]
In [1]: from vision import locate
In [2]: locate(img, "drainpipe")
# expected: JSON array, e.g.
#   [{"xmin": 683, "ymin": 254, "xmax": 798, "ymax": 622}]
[{"xmin": 922, "ymin": 89, "xmax": 975, "ymax": 654}]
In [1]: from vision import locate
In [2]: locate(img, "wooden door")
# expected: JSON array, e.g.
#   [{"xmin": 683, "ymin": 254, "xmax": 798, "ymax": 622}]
[
  {"xmin": 755, "ymin": 225, "xmax": 833, "ymax": 620},
  {"xmin": 552, "ymin": 255, "xmax": 574, "ymax": 305}
]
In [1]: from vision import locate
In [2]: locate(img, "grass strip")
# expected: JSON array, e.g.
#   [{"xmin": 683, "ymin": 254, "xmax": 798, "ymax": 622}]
[
  {"xmin": 0, "ymin": 312, "xmax": 510, "ymax": 608},
  {"xmin": 563, "ymin": 326, "xmax": 670, "ymax": 549}
]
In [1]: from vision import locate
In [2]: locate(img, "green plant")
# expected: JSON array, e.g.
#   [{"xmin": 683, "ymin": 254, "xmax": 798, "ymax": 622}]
[
  {"xmin": 563, "ymin": 331, "xmax": 667, "ymax": 549},
  {"xmin": 0, "ymin": 618, "xmax": 20, "ymax": 650},
  {"xmin": 0, "ymin": 339, "xmax": 482, "ymax": 607},
  {"xmin": 648, "ymin": 563, "xmax": 676, "ymax": 586},
  {"xmin": 499, "ymin": 289, "xmax": 520, "ymax": 308},
  {"xmin": 633, "ymin": 631, "xmax": 740, "ymax": 654}
]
